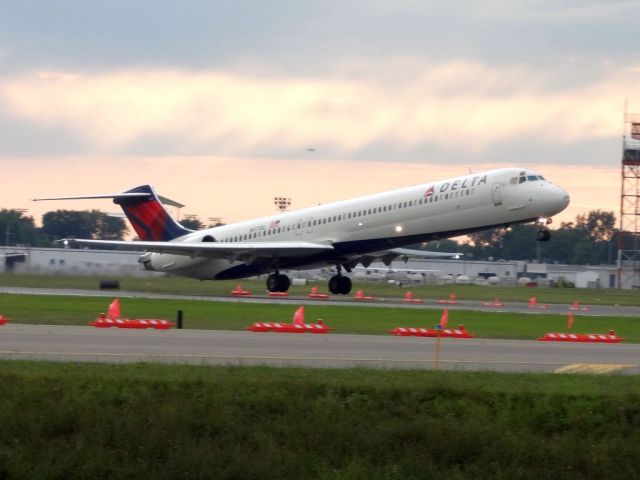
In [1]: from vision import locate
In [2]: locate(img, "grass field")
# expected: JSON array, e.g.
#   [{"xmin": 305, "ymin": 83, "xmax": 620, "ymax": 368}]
[
  {"xmin": 1, "ymin": 293, "xmax": 638, "ymax": 341},
  {"xmin": 1, "ymin": 272, "xmax": 639, "ymax": 305},
  {"xmin": 0, "ymin": 361, "xmax": 638, "ymax": 479}
]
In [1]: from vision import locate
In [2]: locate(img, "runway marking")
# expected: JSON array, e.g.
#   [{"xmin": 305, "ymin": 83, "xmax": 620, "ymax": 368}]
[
  {"xmin": 0, "ymin": 350, "xmax": 590, "ymax": 367},
  {"xmin": 554, "ymin": 364, "xmax": 636, "ymax": 375}
]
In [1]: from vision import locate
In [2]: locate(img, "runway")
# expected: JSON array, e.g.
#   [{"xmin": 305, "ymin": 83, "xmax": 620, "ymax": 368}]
[
  {"xmin": 2, "ymin": 286, "xmax": 640, "ymax": 317},
  {"xmin": 1, "ymin": 324, "xmax": 639, "ymax": 374}
]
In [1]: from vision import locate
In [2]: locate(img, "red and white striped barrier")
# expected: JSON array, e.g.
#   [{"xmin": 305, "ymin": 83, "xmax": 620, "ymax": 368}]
[
  {"xmin": 267, "ymin": 291, "xmax": 289, "ymax": 297},
  {"xmin": 389, "ymin": 326, "xmax": 474, "ymax": 338},
  {"xmin": 353, "ymin": 289, "xmax": 374, "ymax": 301},
  {"xmin": 538, "ymin": 332, "xmax": 622, "ymax": 343},
  {"xmin": 308, "ymin": 287, "xmax": 330, "ymax": 299},
  {"xmin": 0, "ymin": 315, "xmax": 8, "ymax": 326},
  {"xmin": 528, "ymin": 297, "xmax": 548, "ymax": 309},
  {"xmin": 403, "ymin": 291, "xmax": 424, "ymax": 303},
  {"xmin": 483, "ymin": 298, "xmax": 504, "ymax": 307},
  {"xmin": 231, "ymin": 285, "xmax": 252, "ymax": 296},
  {"xmin": 246, "ymin": 321, "xmax": 331, "ymax": 334},
  {"xmin": 89, "ymin": 317, "xmax": 175, "ymax": 330},
  {"xmin": 437, "ymin": 293, "xmax": 458, "ymax": 304},
  {"xmin": 569, "ymin": 301, "xmax": 591, "ymax": 312}
]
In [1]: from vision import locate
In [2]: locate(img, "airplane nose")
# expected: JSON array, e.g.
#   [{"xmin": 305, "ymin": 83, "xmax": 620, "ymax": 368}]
[{"xmin": 547, "ymin": 184, "xmax": 570, "ymax": 216}]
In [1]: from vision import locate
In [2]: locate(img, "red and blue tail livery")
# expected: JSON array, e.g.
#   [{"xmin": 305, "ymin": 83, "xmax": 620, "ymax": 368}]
[{"xmin": 114, "ymin": 185, "xmax": 191, "ymax": 241}]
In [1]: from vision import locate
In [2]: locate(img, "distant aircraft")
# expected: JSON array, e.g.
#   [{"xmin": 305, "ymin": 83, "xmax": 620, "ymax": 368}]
[{"xmin": 33, "ymin": 167, "xmax": 569, "ymax": 294}]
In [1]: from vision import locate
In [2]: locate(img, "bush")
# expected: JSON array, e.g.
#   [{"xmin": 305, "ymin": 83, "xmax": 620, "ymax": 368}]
[{"xmin": 552, "ymin": 276, "xmax": 575, "ymax": 288}]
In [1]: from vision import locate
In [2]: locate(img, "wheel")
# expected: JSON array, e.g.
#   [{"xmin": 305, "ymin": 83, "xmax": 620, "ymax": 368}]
[
  {"xmin": 328, "ymin": 275, "xmax": 341, "ymax": 294},
  {"xmin": 536, "ymin": 230, "xmax": 550, "ymax": 242},
  {"xmin": 266, "ymin": 274, "xmax": 279, "ymax": 292},
  {"xmin": 337, "ymin": 276, "xmax": 352, "ymax": 295},
  {"xmin": 276, "ymin": 274, "xmax": 291, "ymax": 292}
]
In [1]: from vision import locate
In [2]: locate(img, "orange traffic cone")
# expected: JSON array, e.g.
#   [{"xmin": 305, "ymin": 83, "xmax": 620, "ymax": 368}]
[
  {"xmin": 108, "ymin": 298, "xmax": 121, "ymax": 320},
  {"xmin": 440, "ymin": 309, "xmax": 449, "ymax": 328},
  {"xmin": 567, "ymin": 311, "xmax": 574, "ymax": 331},
  {"xmin": 292, "ymin": 306, "xmax": 305, "ymax": 325}
]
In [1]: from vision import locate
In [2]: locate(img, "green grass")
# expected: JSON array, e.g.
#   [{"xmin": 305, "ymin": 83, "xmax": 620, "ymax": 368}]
[
  {"xmin": 1, "ymin": 293, "xmax": 639, "ymax": 341},
  {"xmin": 1, "ymin": 273, "xmax": 639, "ymax": 305},
  {"xmin": 0, "ymin": 361, "xmax": 639, "ymax": 479}
]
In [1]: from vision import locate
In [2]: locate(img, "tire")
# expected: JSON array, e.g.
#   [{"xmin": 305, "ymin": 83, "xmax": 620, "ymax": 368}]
[
  {"xmin": 276, "ymin": 274, "xmax": 291, "ymax": 292},
  {"xmin": 266, "ymin": 274, "xmax": 279, "ymax": 292},
  {"xmin": 328, "ymin": 276, "xmax": 340, "ymax": 294},
  {"xmin": 337, "ymin": 276, "xmax": 352, "ymax": 295},
  {"xmin": 536, "ymin": 230, "xmax": 551, "ymax": 242}
]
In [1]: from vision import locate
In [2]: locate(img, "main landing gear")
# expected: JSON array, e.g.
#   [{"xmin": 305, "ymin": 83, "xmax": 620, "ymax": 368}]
[
  {"xmin": 536, "ymin": 217, "xmax": 552, "ymax": 242},
  {"xmin": 266, "ymin": 273, "xmax": 291, "ymax": 292},
  {"xmin": 328, "ymin": 266, "xmax": 352, "ymax": 295}
]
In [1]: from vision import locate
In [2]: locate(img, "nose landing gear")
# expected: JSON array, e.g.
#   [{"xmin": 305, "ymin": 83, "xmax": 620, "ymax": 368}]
[
  {"xmin": 536, "ymin": 229, "xmax": 551, "ymax": 242},
  {"xmin": 536, "ymin": 217, "xmax": 552, "ymax": 242}
]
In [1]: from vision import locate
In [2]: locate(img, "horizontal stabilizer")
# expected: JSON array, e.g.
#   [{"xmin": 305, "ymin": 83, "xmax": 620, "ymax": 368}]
[
  {"xmin": 32, "ymin": 192, "xmax": 185, "ymax": 208},
  {"xmin": 32, "ymin": 193, "xmax": 151, "ymax": 201}
]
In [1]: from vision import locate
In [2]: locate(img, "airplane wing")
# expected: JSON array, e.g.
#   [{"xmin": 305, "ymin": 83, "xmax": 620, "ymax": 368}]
[
  {"xmin": 61, "ymin": 238, "xmax": 454, "ymax": 270},
  {"xmin": 341, "ymin": 248, "xmax": 462, "ymax": 269},
  {"xmin": 389, "ymin": 248, "xmax": 463, "ymax": 260},
  {"xmin": 62, "ymin": 238, "xmax": 333, "ymax": 260}
]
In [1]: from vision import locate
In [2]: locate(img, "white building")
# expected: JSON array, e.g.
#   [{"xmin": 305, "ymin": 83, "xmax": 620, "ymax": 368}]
[{"xmin": 2, "ymin": 246, "xmax": 638, "ymax": 289}]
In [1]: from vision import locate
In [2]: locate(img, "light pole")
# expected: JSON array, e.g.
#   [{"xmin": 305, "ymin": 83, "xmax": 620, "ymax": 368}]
[{"xmin": 274, "ymin": 197, "xmax": 291, "ymax": 213}]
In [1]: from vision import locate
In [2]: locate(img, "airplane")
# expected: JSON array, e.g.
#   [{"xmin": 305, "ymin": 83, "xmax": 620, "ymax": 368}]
[{"xmin": 33, "ymin": 167, "xmax": 569, "ymax": 294}]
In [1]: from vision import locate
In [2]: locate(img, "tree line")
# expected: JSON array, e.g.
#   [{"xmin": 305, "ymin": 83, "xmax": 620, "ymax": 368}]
[
  {"xmin": 421, "ymin": 210, "xmax": 640, "ymax": 265},
  {"xmin": 1, "ymin": 208, "xmax": 636, "ymax": 265},
  {"xmin": 0, "ymin": 209, "xmax": 129, "ymax": 247}
]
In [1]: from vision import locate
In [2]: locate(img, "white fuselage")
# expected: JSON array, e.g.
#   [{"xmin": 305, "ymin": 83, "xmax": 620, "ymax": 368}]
[{"xmin": 142, "ymin": 167, "xmax": 569, "ymax": 279}]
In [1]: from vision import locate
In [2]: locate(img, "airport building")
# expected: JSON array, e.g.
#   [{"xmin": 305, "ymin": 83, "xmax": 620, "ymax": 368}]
[
  {"xmin": 2, "ymin": 246, "xmax": 638, "ymax": 289},
  {"xmin": 0, "ymin": 246, "xmax": 160, "ymax": 278}
]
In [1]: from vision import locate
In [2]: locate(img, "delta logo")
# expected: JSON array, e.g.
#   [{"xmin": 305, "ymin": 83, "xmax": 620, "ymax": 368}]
[{"xmin": 425, "ymin": 174, "xmax": 488, "ymax": 197}]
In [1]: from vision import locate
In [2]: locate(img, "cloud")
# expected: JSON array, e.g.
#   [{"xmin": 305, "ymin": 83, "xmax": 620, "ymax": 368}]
[{"xmin": 0, "ymin": 61, "xmax": 634, "ymax": 162}]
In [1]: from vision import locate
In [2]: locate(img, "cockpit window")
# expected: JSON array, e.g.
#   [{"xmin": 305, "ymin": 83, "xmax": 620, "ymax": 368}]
[
  {"xmin": 519, "ymin": 176, "xmax": 526, "ymax": 184},
  {"xmin": 527, "ymin": 175, "xmax": 539, "ymax": 181}
]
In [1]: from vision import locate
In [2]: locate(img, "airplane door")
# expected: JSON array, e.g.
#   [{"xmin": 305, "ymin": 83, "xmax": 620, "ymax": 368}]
[
  {"xmin": 295, "ymin": 219, "xmax": 305, "ymax": 236},
  {"xmin": 491, "ymin": 183, "xmax": 502, "ymax": 206},
  {"xmin": 306, "ymin": 217, "xmax": 314, "ymax": 234}
]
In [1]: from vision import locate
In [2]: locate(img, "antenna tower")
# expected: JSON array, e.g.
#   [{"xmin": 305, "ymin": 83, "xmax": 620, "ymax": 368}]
[{"xmin": 617, "ymin": 105, "xmax": 640, "ymax": 288}]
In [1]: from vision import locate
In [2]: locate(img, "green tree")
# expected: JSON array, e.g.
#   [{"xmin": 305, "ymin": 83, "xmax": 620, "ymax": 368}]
[
  {"xmin": 582, "ymin": 210, "xmax": 616, "ymax": 242},
  {"xmin": 0, "ymin": 209, "xmax": 44, "ymax": 246},
  {"xmin": 180, "ymin": 215, "xmax": 204, "ymax": 230},
  {"xmin": 501, "ymin": 224, "xmax": 539, "ymax": 260},
  {"xmin": 41, "ymin": 210, "xmax": 128, "ymax": 242}
]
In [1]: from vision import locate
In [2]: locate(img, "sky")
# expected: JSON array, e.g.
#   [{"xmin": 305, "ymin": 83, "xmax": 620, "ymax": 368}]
[{"xmin": 1, "ymin": 0, "xmax": 639, "ymax": 229}]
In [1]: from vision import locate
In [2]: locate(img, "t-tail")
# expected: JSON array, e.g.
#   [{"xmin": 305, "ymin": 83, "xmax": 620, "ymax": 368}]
[
  {"xmin": 32, "ymin": 184, "xmax": 192, "ymax": 241},
  {"xmin": 114, "ymin": 185, "xmax": 191, "ymax": 241}
]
